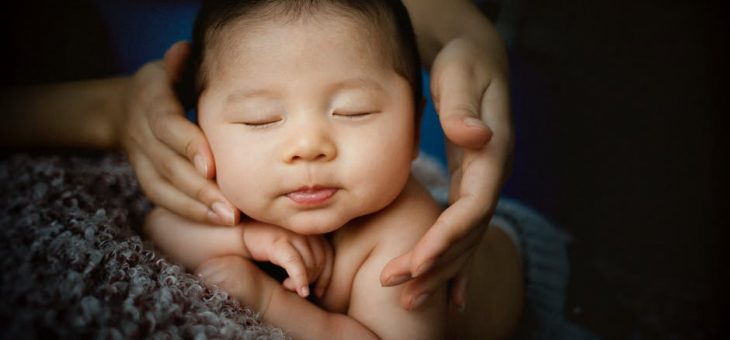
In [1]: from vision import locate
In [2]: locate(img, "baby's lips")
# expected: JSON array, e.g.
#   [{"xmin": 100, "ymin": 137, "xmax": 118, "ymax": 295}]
[{"xmin": 285, "ymin": 186, "xmax": 338, "ymax": 205}]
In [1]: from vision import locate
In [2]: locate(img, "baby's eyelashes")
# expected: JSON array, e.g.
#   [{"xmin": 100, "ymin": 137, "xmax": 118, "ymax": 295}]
[
  {"xmin": 332, "ymin": 111, "xmax": 379, "ymax": 119},
  {"xmin": 240, "ymin": 118, "xmax": 283, "ymax": 128}
]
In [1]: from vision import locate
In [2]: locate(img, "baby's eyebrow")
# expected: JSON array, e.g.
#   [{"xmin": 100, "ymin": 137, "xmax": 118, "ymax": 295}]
[
  {"xmin": 226, "ymin": 88, "xmax": 278, "ymax": 104},
  {"xmin": 225, "ymin": 77, "xmax": 384, "ymax": 104},
  {"xmin": 330, "ymin": 77, "xmax": 384, "ymax": 94}
]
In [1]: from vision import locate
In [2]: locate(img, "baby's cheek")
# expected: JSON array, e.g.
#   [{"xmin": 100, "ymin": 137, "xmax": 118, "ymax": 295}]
[{"xmin": 216, "ymin": 170, "xmax": 250, "ymax": 210}]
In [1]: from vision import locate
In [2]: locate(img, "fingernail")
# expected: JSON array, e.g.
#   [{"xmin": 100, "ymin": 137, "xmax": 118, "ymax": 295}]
[
  {"xmin": 194, "ymin": 154, "xmax": 208, "ymax": 176},
  {"xmin": 207, "ymin": 210, "xmax": 224, "ymax": 224},
  {"xmin": 413, "ymin": 260, "xmax": 435, "ymax": 278},
  {"xmin": 464, "ymin": 117, "xmax": 486, "ymax": 129},
  {"xmin": 411, "ymin": 293, "xmax": 430, "ymax": 310},
  {"xmin": 300, "ymin": 286, "xmax": 310, "ymax": 297},
  {"xmin": 212, "ymin": 202, "xmax": 234, "ymax": 225},
  {"xmin": 383, "ymin": 274, "xmax": 411, "ymax": 287},
  {"xmin": 196, "ymin": 266, "xmax": 217, "ymax": 280}
]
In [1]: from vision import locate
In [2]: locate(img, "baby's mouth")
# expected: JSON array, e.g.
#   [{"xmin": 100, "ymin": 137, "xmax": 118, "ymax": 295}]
[{"xmin": 285, "ymin": 186, "xmax": 338, "ymax": 206}]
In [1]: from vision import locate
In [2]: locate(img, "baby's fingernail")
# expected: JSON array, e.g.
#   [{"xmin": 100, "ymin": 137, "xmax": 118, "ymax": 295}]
[
  {"xmin": 383, "ymin": 274, "xmax": 411, "ymax": 287},
  {"xmin": 212, "ymin": 202, "xmax": 234, "ymax": 225},
  {"xmin": 411, "ymin": 293, "xmax": 430, "ymax": 310},
  {"xmin": 197, "ymin": 266, "xmax": 217, "ymax": 280},
  {"xmin": 464, "ymin": 117, "xmax": 486, "ymax": 129},
  {"xmin": 300, "ymin": 286, "xmax": 310, "ymax": 297},
  {"xmin": 413, "ymin": 260, "xmax": 435, "ymax": 278},
  {"xmin": 193, "ymin": 154, "xmax": 208, "ymax": 176}
]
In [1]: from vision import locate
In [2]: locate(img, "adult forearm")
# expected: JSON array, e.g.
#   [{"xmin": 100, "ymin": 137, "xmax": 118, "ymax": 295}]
[
  {"xmin": 0, "ymin": 77, "xmax": 128, "ymax": 149},
  {"xmin": 403, "ymin": 0, "xmax": 507, "ymax": 69}
]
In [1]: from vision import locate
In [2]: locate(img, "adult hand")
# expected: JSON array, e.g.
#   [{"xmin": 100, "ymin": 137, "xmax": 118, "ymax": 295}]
[
  {"xmin": 120, "ymin": 41, "xmax": 238, "ymax": 226},
  {"xmin": 381, "ymin": 36, "xmax": 513, "ymax": 311}
]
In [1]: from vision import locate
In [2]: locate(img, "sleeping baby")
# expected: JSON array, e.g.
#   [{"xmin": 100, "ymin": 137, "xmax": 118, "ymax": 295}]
[{"xmin": 144, "ymin": 0, "xmax": 524, "ymax": 338}]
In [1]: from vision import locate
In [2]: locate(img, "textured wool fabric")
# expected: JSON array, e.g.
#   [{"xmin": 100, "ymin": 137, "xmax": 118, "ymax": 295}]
[
  {"xmin": 0, "ymin": 153, "xmax": 286, "ymax": 339},
  {"xmin": 1, "ymin": 152, "xmax": 575, "ymax": 339}
]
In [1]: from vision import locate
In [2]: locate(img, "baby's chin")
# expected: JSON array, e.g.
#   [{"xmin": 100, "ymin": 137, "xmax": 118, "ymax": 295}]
[{"xmin": 256, "ymin": 210, "xmax": 355, "ymax": 235}]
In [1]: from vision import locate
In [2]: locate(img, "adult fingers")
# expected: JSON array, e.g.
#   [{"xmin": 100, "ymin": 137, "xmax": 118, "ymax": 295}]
[
  {"xmin": 133, "ymin": 131, "xmax": 237, "ymax": 225},
  {"xmin": 479, "ymin": 77, "xmax": 512, "ymax": 140},
  {"xmin": 380, "ymin": 251, "xmax": 412, "ymax": 287},
  {"xmin": 128, "ymin": 146, "xmax": 220, "ymax": 224},
  {"xmin": 163, "ymin": 41, "xmax": 191, "ymax": 82},
  {"xmin": 449, "ymin": 263, "xmax": 472, "ymax": 312},
  {"xmin": 417, "ymin": 219, "xmax": 486, "ymax": 277},
  {"xmin": 381, "ymin": 215, "xmax": 483, "ymax": 286},
  {"xmin": 157, "ymin": 41, "xmax": 216, "ymax": 180},
  {"xmin": 147, "ymin": 88, "xmax": 216, "ymax": 180},
  {"xmin": 431, "ymin": 53, "xmax": 492, "ymax": 149},
  {"xmin": 400, "ymin": 253, "xmax": 470, "ymax": 311},
  {"xmin": 409, "ymin": 191, "xmax": 488, "ymax": 277}
]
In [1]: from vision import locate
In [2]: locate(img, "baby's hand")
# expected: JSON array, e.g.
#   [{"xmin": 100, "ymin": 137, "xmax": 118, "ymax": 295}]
[{"xmin": 242, "ymin": 221, "xmax": 334, "ymax": 298}]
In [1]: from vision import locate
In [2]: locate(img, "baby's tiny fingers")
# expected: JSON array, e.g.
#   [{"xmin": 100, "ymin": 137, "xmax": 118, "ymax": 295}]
[
  {"xmin": 290, "ymin": 237, "xmax": 317, "ymax": 282},
  {"xmin": 314, "ymin": 240, "xmax": 334, "ymax": 298},
  {"xmin": 282, "ymin": 278, "xmax": 297, "ymax": 292},
  {"xmin": 309, "ymin": 237, "xmax": 326, "ymax": 277},
  {"xmin": 270, "ymin": 240, "xmax": 309, "ymax": 297}
]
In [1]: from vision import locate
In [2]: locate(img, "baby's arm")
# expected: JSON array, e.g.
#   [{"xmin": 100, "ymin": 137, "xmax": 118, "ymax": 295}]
[
  {"xmin": 197, "ymin": 255, "xmax": 380, "ymax": 339},
  {"xmin": 197, "ymin": 255, "xmax": 442, "ymax": 339},
  {"xmin": 197, "ymin": 181, "xmax": 446, "ymax": 339},
  {"xmin": 144, "ymin": 207, "xmax": 247, "ymax": 270},
  {"xmin": 144, "ymin": 207, "xmax": 333, "ymax": 297}
]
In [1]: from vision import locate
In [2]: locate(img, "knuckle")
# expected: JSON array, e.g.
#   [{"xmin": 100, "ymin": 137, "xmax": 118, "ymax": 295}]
[
  {"xmin": 195, "ymin": 183, "xmax": 216, "ymax": 203},
  {"xmin": 449, "ymin": 102, "xmax": 480, "ymax": 117},
  {"xmin": 125, "ymin": 126, "xmax": 146, "ymax": 150},
  {"xmin": 158, "ymin": 157, "xmax": 176, "ymax": 179},
  {"xmin": 150, "ymin": 106, "xmax": 174, "ymax": 138},
  {"xmin": 184, "ymin": 138, "xmax": 198, "ymax": 160},
  {"xmin": 284, "ymin": 256, "xmax": 301, "ymax": 269}
]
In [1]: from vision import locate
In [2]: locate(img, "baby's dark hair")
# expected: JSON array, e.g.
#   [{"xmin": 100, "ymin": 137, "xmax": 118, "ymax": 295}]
[{"xmin": 178, "ymin": 0, "xmax": 422, "ymax": 119}]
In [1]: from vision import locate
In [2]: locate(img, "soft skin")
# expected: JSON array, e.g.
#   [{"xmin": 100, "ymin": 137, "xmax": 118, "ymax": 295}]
[
  {"xmin": 0, "ymin": 0, "xmax": 513, "ymax": 311},
  {"xmin": 143, "ymin": 9, "xmax": 523, "ymax": 339},
  {"xmin": 197, "ymin": 15, "xmax": 415, "ymax": 235}
]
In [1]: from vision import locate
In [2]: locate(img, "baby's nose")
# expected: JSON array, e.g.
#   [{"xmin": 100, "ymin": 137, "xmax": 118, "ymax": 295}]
[{"xmin": 282, "ymin": 125, "xmax": 337, "ymax": 163}]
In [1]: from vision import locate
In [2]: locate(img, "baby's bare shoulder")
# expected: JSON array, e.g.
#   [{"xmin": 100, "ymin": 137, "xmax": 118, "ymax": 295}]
[
  {"xmin": 374, "ymin": 178, "xmax": 441, "ymax": 249},
  {"xmin": 337, "ymin": 179, "xmax": 447, "ymax": 339}
]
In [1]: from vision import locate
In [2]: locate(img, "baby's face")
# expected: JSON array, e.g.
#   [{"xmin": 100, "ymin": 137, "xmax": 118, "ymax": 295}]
[{"xmin": 198, "ymin": 14, "xmax": 416, "ymax": 234}]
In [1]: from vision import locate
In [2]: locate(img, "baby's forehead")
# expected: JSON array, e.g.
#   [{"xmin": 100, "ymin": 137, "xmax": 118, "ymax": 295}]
[{"xmin": 205, "ymin": 5, "xmax": 396, "ymax": 58}]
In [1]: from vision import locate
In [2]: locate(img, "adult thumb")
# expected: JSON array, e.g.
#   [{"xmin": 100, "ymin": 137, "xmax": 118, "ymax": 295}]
[
  {"xmin": 163, "ymin": 41, "xmax": 192, "ymax": 83},
  {"xmin": 433, "ymin": 67, "xmax": 492, "ymax": 149}
]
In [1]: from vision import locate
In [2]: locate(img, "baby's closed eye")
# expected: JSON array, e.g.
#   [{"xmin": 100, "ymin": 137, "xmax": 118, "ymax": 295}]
[
  {"xmin": 332, "ymin": 111, "xmax": 379, "ymax": 119},
  {"xmin": 240, "ymin": 116, "xmax": 283, "ymax": 128}
]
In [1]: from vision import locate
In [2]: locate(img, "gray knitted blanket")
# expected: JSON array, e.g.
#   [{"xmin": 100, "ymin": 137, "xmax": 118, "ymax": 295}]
[{"xmin": 0, "ymin": 153, "xmax": 286, "ymax": 339}]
